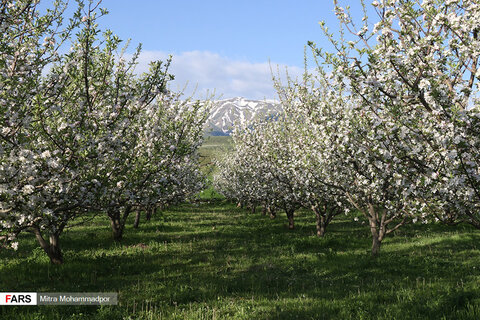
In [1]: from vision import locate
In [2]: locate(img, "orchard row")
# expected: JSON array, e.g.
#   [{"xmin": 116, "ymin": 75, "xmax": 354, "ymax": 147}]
[
  {"xmin": 0, "ymin": 1, "xmax": 210, "ymax": 263},
  {"xmin": 214, "ymin": 0, "xmax": 480, "ymax": 256}
]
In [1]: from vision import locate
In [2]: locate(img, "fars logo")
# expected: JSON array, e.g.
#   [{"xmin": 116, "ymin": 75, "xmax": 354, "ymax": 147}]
[{"xmin": 0, "ymin": 292, "xmax": 37, "ymax": 305}]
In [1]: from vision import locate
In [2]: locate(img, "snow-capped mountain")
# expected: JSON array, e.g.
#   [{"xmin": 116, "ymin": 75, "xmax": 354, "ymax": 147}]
[{"xmin": 205, "ymin": 97, "xmax": 282, "ymax": 136}]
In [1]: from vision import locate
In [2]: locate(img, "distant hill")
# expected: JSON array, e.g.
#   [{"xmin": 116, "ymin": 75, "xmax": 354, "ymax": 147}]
[{"xmin": 205, "ymin": 97, "xmax": 282, "ymax": 136}]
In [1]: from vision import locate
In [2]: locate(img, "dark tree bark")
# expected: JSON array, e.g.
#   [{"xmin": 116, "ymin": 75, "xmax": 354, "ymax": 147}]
[
  {"xmin": 285, "ymin": 208, "xmax": 295, "ymax": 230},
  {"xmin": 133, "ymin": 211, "xmax": 141, "ymax": 228},
  {"xmin": 268, "ymin": 206, "xmax": 277, "ymax": 219},
  {"xmin": 262, "ymin": 205, "xmax": 267, "ymax": 216},
  {"xmin": 145, "ymin": 207, "xmax": 155, "ymax": 221},
  {"xmin": 346, "ymin": 193, "xmax": 408, "ymax": 257},
  {"xmin": 109, "ymin": 213, "xmax": 124, "ymax": 241},
  {"xmin": 33, "ymin": 227, "xmax": 63, "ymax": 265},
  {"xmin": 367, "ymin": 202, "xmax": 385, "ymax": 257},
  {"xmin": 371, "ymin": 231, "xmax": 381, "ymax": 256},
  {"xmin": 312, "ymin": 203, "xmax": 338, "ymax": 237},
  {"xmin": 108, "ymin": 206, "xmax": 132, "ymax": 241},
  {"xmin": 316, "ymin": 212, "xmax": 326, "ymax": 237}
]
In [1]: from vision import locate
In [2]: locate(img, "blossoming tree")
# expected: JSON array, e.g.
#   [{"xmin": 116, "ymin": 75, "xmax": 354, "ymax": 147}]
[
  {"xmin": 0, "ymin": 0, "xmax": 210, "ymax": 263},
  {"xmin": 0, "ymin": 0, "xmax": 87, "ymax": 263},
  {"xmin": 315, "ymin": 0, "xmax": 480, "ymax": 230}
]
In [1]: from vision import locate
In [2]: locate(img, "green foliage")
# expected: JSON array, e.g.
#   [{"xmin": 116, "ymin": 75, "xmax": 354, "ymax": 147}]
[{"xmin": 1, "ymin": 202, "xmax": 480, "ymax": 319}]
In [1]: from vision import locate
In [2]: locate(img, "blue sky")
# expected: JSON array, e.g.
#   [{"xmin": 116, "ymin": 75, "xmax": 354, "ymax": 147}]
[{"xmin": 89, "ymin": 1, "xmax": 370, "ymax": 100}]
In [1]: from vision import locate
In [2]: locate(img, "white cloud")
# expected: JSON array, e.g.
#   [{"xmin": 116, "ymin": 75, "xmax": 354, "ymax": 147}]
[{"xmin": 131, "ymin": 50, "xmax": 304, "ymax": 100}]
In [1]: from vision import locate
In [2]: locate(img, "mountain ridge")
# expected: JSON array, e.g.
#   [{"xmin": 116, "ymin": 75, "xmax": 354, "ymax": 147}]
[{"xmin": 205, "ymin": 97, "xmax": 282, "ymax": 136}]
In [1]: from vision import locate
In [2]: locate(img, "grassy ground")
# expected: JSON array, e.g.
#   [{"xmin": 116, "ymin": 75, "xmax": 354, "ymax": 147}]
[
  {"xmin": 1, "ymin": 201, "xmax": 480, "ymax": 319},
  {"xmin": 196, "ymin": 135, "xmax": 232, "ymax": 200},
  {"xmin": 198, "ymin": 136, "xmax": 233, "ymax": 167}
]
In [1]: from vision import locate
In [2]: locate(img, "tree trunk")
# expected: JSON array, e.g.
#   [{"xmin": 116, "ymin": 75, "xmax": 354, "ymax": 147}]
[
  {"xmin": 33, "ymin": 227, "xmax": 63, "ymax": 265},
  {"xmin": 367, "ymin": 203, "xmax": 384, "ymax": 257},
  {"xmin": 145, "ymin": 207, "xmax": 155, "ymax": 221},
  {"xmin": 285, "ymin": 208, "xmax": 295, "ymax": 230},
  {"xmin": 150, "ymin": 207, "xmax": 156, "ymax": 219},
  {"xmin": 262, "ymin": 206, "xmax": 267, "ymax": 216},
  {"xmin": 133, "ymin": 211, "xmax": 141, "ymax": 228},
  {"xmin": 110, "ymin": 212, "xmax": 124, "ymax": 241},
  {"xmin": 371, "ymin": 233, "xmax": 381, "ymax": 256},
  {"xmin": 251, "ymin": 205, "xmax": 256, "ymax": 214},
  {"xmin": 313, "ymin": 204, "xmax": 332, "ymax": 237},
  {"xmin": 346, "ymin": 194, "xmax": 387, "ymax": 257},
  {"xmin": 268, "ymin": 206, "xmax": 276, "ymax": 219},
  {"xmin": 315, "ymin": 211, "xmax": 326, "ymax": 237},
  {"xmin": 108, "ymin": 206, "xmax": 131, "ymax": 241}
]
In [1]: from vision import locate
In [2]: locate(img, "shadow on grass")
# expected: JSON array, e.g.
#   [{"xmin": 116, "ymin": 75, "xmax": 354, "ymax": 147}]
[{"xmin": 1, "ymin": 203, "xmax": 480, "ymax": 319}]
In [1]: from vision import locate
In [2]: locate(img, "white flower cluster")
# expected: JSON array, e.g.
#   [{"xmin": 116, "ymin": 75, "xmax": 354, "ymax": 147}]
[
  {"xmin": 0, "ymin": 0, "xmax": 209, "ymax": 262},
  {"xmin": 216, "ymin": 0, "xmax": 480, "ymax": 256}
]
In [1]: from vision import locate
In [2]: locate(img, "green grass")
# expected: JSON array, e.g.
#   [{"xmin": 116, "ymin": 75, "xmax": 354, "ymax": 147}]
[
  {"xmin": 196, "ymin": 136, "xmax": 232, "ymax": 200},
  {"xmin": 198, "ymin": 136, "xmax": 233, "ymax": 167},
  {"xmin": 1, "ymin": 202, "xmax": 480, "ymax": 319}
]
